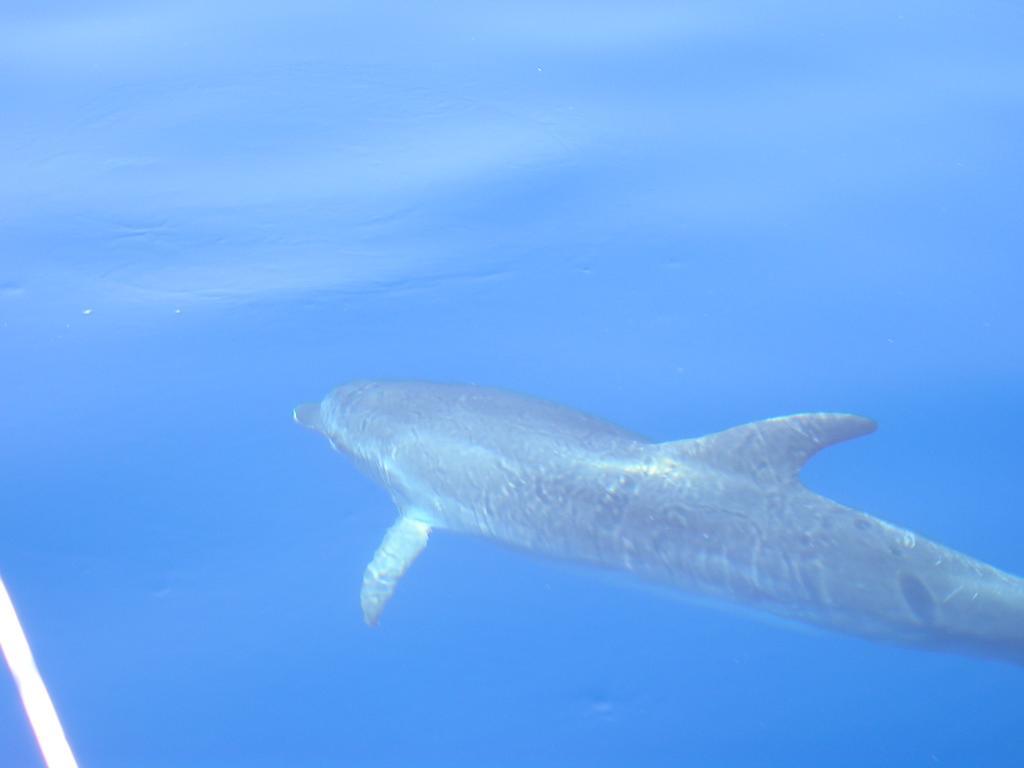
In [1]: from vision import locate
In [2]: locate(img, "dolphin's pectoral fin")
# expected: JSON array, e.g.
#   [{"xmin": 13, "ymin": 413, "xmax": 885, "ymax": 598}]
[
  {"xmin": 361, "ymin": 515, "xmax": 432, "ymax": 626},
  {"xmin": 662, "ymin": 412, "xmax": 877, "ymax": 485}
]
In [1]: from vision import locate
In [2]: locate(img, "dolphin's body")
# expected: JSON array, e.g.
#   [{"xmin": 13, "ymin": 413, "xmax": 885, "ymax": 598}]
[{"xmin": 295, "ymin": 380, "xmax": 1024, "ymax": 664}]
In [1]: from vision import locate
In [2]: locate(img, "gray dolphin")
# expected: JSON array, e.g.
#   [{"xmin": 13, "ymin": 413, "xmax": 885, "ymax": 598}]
[{"xmin": 295, "ymin": 380, "xmax": 1024, "ymax": 665}]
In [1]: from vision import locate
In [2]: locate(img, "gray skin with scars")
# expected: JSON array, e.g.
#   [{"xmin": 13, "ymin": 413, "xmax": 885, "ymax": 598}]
[{"xmin": 295, "ymin": 380, "xmax": 1024, "ymax": 665}]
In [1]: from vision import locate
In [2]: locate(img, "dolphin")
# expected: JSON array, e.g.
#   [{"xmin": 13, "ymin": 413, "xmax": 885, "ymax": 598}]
[{"xmin": 294, "ymin": 380, "xmax": 1024, "ymax": 664}]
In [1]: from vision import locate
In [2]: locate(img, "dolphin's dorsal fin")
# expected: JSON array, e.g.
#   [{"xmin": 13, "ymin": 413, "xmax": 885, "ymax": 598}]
[
  {"xmin": 661, "ymin": 413, "xmax": 876, "ymax": 485},
  {"xmin": 361, "ymin": 515, "xmax": 432, "ymax": 626}
]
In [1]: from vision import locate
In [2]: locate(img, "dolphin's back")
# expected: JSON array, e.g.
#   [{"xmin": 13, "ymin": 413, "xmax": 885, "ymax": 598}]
[{"xmin": 332, "ymin": 381, "xmax": 648, "ymax": 456}]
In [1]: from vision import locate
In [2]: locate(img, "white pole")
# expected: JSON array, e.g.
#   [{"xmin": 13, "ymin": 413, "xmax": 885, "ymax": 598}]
[{"xmin": 0, "ymin": 574, "xmax": 79, "ymax": 768}]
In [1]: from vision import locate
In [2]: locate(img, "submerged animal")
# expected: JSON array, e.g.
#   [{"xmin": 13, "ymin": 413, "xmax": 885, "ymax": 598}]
[{"xmin": 294, "ymin": 381, "xmax": 1024, "ymax": 665}]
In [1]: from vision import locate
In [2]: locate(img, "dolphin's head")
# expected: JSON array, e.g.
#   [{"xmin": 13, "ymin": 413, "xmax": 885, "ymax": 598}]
[
  {"xmin": 293, "ymin": 403, "xmax": 325, "ymax": 433},
  {"xmin": 293, "ymin": 381, "xmax": 398, "ymax": 468}
]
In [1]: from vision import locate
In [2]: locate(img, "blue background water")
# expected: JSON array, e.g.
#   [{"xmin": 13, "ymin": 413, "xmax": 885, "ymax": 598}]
[{"xmin": 2, "ymin": 1, "xmax": 1022, "ymax": 766}]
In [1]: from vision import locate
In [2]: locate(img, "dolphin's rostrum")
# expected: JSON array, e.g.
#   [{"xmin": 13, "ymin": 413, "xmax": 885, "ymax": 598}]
[{"xmin": 295, "ymin": 380, "xmax": 1024, "ymax": 665}]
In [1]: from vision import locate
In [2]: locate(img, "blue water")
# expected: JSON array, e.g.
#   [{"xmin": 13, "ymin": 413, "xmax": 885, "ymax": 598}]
[{"xmin": 2, "ymin": 1, "xmax": 1022, "ymax": 766}]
